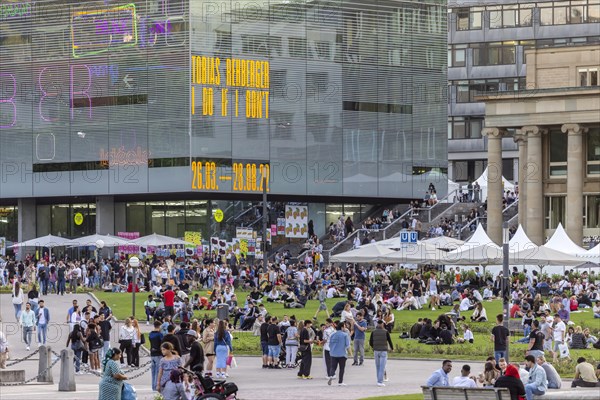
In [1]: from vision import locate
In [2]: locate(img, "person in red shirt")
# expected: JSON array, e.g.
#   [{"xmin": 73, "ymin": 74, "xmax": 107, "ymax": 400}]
[
  {"xmin": 163, "ymin": 286, "xmax": 175, "ymax": 317},
  {"xmin": 510, "ymin": 302, "xmax": 523, "ymax": 319}
]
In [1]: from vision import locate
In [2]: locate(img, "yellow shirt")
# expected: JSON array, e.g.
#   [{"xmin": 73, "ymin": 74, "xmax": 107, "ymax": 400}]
[{"xmin": 576, "ymin": 362, "xmax": 598, "ymax": 383}]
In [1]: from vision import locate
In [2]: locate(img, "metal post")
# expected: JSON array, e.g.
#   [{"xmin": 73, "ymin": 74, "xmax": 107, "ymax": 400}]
[
  {"xmin": 502, "ymin": 222, "xmax": 510, "ymax": 362},
  {"xmin": 262, "ymin": 176, "xmax": 268, "ymax": 272},
  {"xmin": 132, "ymin": 266, "xmax": 137, "ymax": 317}
]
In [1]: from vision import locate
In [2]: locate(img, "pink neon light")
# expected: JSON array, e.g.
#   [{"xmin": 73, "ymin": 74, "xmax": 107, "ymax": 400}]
[
  {"xmin": 0, "ymin": 73, "xmax": 17, "ymax": 128},
  {"xmin": 70, "ymin": 65, "xmax": 92, "ymax": 120},
  {"xmin": 38, "ymin": 67, "xmax": 58, "ymax": 122}
]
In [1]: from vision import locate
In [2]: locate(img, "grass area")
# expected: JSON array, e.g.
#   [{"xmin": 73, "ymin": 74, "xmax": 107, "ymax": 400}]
[
  {"xmin": 359, "ymin": 395, "xmax": 423, "ymax": 400},
  {"xmin": 94, "ymin": 289, "xmax": 600, "ymax": 376}
]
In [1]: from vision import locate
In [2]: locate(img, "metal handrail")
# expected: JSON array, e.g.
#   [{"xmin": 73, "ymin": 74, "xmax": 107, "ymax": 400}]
[{"xmin": 456, "ymin": 199, "xmax": 518, "ymax": 239}]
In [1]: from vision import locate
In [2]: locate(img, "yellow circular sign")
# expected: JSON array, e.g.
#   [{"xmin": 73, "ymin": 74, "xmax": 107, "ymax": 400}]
[
  {"xmin": 74, "ymin": 212, "xmax": 84, "ymax": 226},
  {"xmin": 214, "ymin": 209, "xmax": 224, "ymax": 222}
]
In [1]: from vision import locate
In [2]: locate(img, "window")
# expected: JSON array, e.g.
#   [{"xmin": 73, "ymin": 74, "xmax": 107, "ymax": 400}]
[
  {"xmin": 545, "ymin": 196, "xmax": 566, "ymax": 229},
  {"xmin": 288, "ymin": 37, "xmax": 306, "ymax": 58},
  {"xmin": 579, "ymin": 67, "xmax": 599, "ymax": 86},
  {"xmin": 519, "ymin": 4, "xmax": 534, "ymax": 26},
  {"xmin": 449, "ymin": 44, "xmax": 466, "ymax": 67},
  {"xmin": 549, "ymin": 130, "xmax": 568, "ymax": 177},
  {"xmin": 270, "ymin": 70, "xmax": 286, "ymax": 98},
  {"xmin": 448, "ymin": 117, "xmax": 483, "ymax": 139},
  {"xmin": 540, "ymin": 6, "xmax": 554, "ymax": 25},
  {"xmin": 585, "ymin": 195, "xmax": 600, "ymax": 228},
  {"xmin": 452, "ymin": 160, "xmax": 486, "ymax": 182},
  {"xmin": 503, "ymin": 5, "xmax": 517, "ymax": 27},
  {"xmin": 313, "ymin": 41, "xmax": 332, "ymax": 60},
  {"xmin": 488, "ymin": 4, "xmax": 532, "ymax": 28},
  {"xmin": 471, "ymin": 42, "xmax": 516, "ymax": 66},
  {"xmin": 554, "ymin": 1, "xmax": 569, "ymax": 24},
  {"xmin": 241, "ymin": 34, "xmax": 269, "ymax": 56},
  {"xmin": 590, "ymin": 3, "xmax": 600, "ymax": 22},
  {"xmin": 588, "ymin": 128, "xmax": 600, "ymax": 175},
  {"xmin": 456, "ymin": 8, "xmax": 482, "ymax": 30}
]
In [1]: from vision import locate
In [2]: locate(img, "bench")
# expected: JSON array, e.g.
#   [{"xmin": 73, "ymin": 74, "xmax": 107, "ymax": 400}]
[
  {"xmin": 508, "ymin": 319, "xmax": 524, "ymax": 336},
  {"xmin": 422, "ymin": 386, "xmax": 511, "ymax": 400}
]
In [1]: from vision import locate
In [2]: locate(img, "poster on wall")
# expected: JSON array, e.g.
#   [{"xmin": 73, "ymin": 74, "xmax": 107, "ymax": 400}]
[
  {"xmin": 184, "ymin": 231, "xmax": 202, "ymax": 257},
  {"xmin": 235, "ymin": 227, "xmax": 253, "ymax": 239},
  {"xmin": 0, "ymin": 237, "xmax": 5, "ymax": 256},
  {"xmin": 277, "ymin": 218, "xmax": 286, "ymax": 235},
  {"xmin": 284, "ymin": 205, "xmax": 308, "ymax": 238},
  {"xmin": 247, "ymin": 238, "xmax": 256, "ymax": 256},
  {"xmin": 255, "ymin": 237, "xmax": 263, "ymax": 259},
  {"xmin": 117, "ymin": 232, "xmax": 139, "ymax": 254}
]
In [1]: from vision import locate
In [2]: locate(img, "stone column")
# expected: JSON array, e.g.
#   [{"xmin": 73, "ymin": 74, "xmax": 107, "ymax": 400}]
[
  {"xmin": 561, "ymin": 123, "xmax": 587, "ymax": 245},
  {"xmin": 483, "ymin": 127, "xmax": 505, "ymax": 245},
  {"xmin": 96, "ymin": 196, "xmax": 115, "ymax": 235},
  {"xmin": 522, "ymin": 126, "xmax": 547, "ymax": 245},
  {"xmin": 514, "ymin": 133, "xmax": 528, "ymax": 230},
  {"xmin": 17, "ymin": 198, "xmax": 36, "ymax": 261}
]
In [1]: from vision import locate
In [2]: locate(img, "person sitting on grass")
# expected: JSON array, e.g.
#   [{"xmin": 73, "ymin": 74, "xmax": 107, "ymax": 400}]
[
  {"xmin": 571, "ymin": 357, "xmax": 600, "ymax": 388},
  {"xmin": 570, "ymin": 326, "xmax": 588, "ymax": 349},
  {"xmin": 457, "ymin": 324, "xmax": 474, "ymax": 344},
  {"xmin": 470, "ymin": 302, "xmax": 487, "ymax": 322}
]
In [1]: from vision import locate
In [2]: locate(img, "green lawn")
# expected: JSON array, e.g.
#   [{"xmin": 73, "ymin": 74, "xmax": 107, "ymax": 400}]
[
  {"xmin": 359, "ymin": 395, "xmax": 423, "ymax": 400},
  {"xmin": 94, "ymin": 289, "xmax": 600, "ymax": 376}
]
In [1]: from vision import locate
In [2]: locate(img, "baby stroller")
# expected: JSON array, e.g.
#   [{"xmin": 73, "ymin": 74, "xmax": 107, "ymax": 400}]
[{"xmin": 181, "ymin": 367, "xmax": 238, "ymax": 400}]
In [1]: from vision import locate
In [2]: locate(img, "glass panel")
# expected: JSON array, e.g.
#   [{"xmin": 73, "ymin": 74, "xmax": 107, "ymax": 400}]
[
  {"xmin": 591, "ymin": 70, "xmax": 598, "ymax": 86},
  {"xmin": 457, "ymin": 9, "xmax": 469, "ymax": 30},
  {"xmin": 470, "ymin": 11, "xmax": 482, "ymax": 29},
  {"xmin": 455, "ymin": 49, "xmax": 465, "ymax": 66},
  {"xmin": 588, "ymin": 129, "xmax": 600, "ymax": 162},
  {"xmin": 502, "ymin": 46, "xmax": 515, "ymax": 64},
  {"xmin": 550, "ymin": 130, "xmax": 568, "ymax": 162},
  {"xmin": 554, "ymin": 6, "xmax": 568, "ymax": 24},
  {"xmin": 570, "ymin": 5, "xmax": 584, "ymax": 22},
  {"xmin": 51, "ymin": 205, "xmax": 69, "ymax": 237},
  {"xmin": 147, "ymin": 202, "xmax": 166, "ymax": 235},
  {"xmin": 453, "ymin": 119, "xmax": 466, "ymax": 138},
  {"xmin": 503, "ymin": 8, "xmax": 517, "ymax": 27},
  {"xmin": 540, "ymin": 8, "xmax": 553, "ymax": 25},
  {"xmin": 165, "ymin": 201, "xmax": 185, "ymax": 238},
  {"xmin": 580, "ymin": 71, "xmax": 588, "ymax": 86},
  {"xmin": 519, "ymin": 4, "xmax": 534, "ymax": 26},
  {"xmin": 549, "ymin": 197, "xmax": 566, "ymax": 229},
  {"xmin": 457, "ymin": 84, "xmax": 470, "ymax": 102},
  {"xmin": 589, "ymin": 5, "xmax": 600, "ymax": 22},
  {"xmin": 489, "ymin": 11, "xmax": 502, "ymax": 28},
  {"xmin": 126, "ymin": 202, "xmax": 146, "ymax": 235},
  {"xmin": 586, "ymin": 196, "xmax": 600, "ymax": 228},
  {"xmin": 185, "ymin": 201, "xmax": 208, "ymax": 240},
  {"xmin": 469, "ymin": 119, "xmax": 482, "ymax": 139}
]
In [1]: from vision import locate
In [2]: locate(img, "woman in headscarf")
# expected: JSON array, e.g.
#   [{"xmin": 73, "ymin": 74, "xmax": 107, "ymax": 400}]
[
  {"xmin": 162, "ymin": 369, "xmax": 188, "ymax": 400},
  {"xmin": 98, "ymin": 347, "xmax": 128, "ymax": 400},
  {"xmin": 494, "ymin": 364, "xmax": 526, "ymax": 400}
]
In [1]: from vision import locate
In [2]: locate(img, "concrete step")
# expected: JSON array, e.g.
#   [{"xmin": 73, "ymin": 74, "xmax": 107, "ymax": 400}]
[
  {"xmin": 535, "ymin": 388, "xmax": 600, "ymax": 399},
  {"xmin": 0, "ymin": 369, "xmax": 25, "ymax": 383}
]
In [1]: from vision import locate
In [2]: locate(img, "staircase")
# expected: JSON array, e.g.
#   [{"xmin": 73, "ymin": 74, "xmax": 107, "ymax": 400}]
[{"xmin": 458, "ymin": 199, "xmax": 519, "ymax": 240}]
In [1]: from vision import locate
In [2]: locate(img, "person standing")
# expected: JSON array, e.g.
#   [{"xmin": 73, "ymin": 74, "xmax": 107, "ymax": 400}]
[
  {"xmin": 148, "ymin": 321, "xmax": 164, "ymax": 391},
  {"xmin": 298, "ymin": 320, "xmax": 315, "ymax": 380},
  {"xmin": 0, "ymin": 328, "xmax": 8, "ymax": 369},
  {"xmin": 352, "ymin": 312, "xmax": 367, "ymax": 366},
  {"xmin": 328, "ymin": 321, "xmax": 350, "ymax": 386},
  {"xmin": 36, "ymin": 299, "xmax": 50, "ymax": 346},
  {"xmin": 183, "ymin": 330, "xmax": 204, "ymax": 374},
  {"xmin": 98, "ymin": 348, "xmax": 128, "ymax": 400},
  {"xmin": 201, "ymin": 319, "xmax": 216, "ymax": 375},
  {"xmin": 57, "ymin": 262, "xmax": 66, "ymax": 296},
  {"xmin": 322, "ymin": 319, "xmax": 335, "ymax": 378},
  {"xmin": 163, "ymin": 286, "xmax": 176, "ymax": 317},
  {"xmin": 266, "ymin": 316, "xmax": 282, "ymax": 368},
  {"xmin": 98, "ymin": 313, "xmax": 112, "ymax": 360},
  {"xmin": 213, "ymin": 320, "xmax": 232, "ymax": 379},
  {"xmin": 551, "ymin": 314, "xmax": 566, "ymax": 362},
  {"xmin": 369, "ymin": 319, "xmax": 394, "ymax": 386},
  {"xmin": 525, "ymin": 320, "xmax": 545, "ymax": 360},
  {"xmin": 118, "ymin": 318, "xmax": 135, "ymax": 367},
  {"xmin": 491, "ymin": 314, "xmax": 510, "ymax": 363},
  {"xmin": 524, "ymin": 355, "xmax": 547, "ymax": 400},
  {"xmin": 11, "ymin": 281, "xmax": 24, "ymax": 321},
  {"xmin": 259, "ymin": 315, "xmax": 271, "ymax": 369},
  {"xmin": 313, "ymin": 285, "xmax": 330, "ymax": 320},
  {"xmin": 19, "ymin": 302, "xmax": 36, "ymax": 351}
]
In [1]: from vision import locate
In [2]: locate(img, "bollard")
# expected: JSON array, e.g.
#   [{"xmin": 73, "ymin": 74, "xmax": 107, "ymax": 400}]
[
  {"xmin": 37, "ymin": 345, "xmax": 53, "ymax": 383},
  {"xmin": 58, "ymin": 348, "xmax": 76, "ymax": 392}
]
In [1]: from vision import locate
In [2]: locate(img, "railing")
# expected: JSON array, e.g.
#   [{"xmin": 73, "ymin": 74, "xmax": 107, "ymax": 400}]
[
  {"xmin": 420, "ymin": 188, "xmax": 460, "ymax": 223},
  {"xmin": 456, "ymin": 199, "xmax": 518, "ymax": 240}
]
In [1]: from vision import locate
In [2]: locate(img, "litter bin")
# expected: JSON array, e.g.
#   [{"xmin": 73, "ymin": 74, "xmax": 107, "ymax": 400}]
[{"xmin": 216, "ymin": 304, "xmax": 229, "ymax": 321}]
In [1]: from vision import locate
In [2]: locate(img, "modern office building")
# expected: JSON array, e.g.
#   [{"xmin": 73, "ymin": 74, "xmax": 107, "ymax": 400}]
[
  {"xmin": 447, "ymin": 0, "xmax": 600, "ymax": 183},
  {"xmin": 0, "ymin": 0, "xmax": 447, "ymax": 246},
  {"xmin": 480, "ymin": 44, "xmax": 599, "ymax": 246}
]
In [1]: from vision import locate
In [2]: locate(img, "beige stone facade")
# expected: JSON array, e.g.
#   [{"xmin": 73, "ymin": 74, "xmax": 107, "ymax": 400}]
[{"xmin": 478, "ymin": 45, "xmax": 600, "ymax": 246}]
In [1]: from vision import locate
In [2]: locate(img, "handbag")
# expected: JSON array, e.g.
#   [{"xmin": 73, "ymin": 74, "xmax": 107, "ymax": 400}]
[
  {"xmin": 71, "ymin": 340, "xmax": 85, "ymax": 352},
  {"xmin": 298, "ymin": 344, "xmax": 309, "ymax": 352},
  {"xmin": 140, "ymin": 334, "xmax": 145, "ymax": 345},
  {"xmin": 90, "ymin": 337, "xmax": 104, "ymax": 350}
]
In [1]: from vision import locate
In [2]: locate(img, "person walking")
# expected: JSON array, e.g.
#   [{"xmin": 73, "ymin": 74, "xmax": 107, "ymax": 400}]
[
  {"xmin": 352, "ymin": 312, "xmax": 367, "ymax": 366},
  {"xmin": 328, "ymin": 321, "xmax": 350, "ymax": 386},
  {"xmin": 98, "ymin": 348, "xmax": 128, "ymax": 400},
  {"xmin": 148, "ymin": 321, "xmax": 164, "ymax": 391},
  {"xmin": 201, "ymin": 319, "xmax": 216, "ymax": 374},
  {"xmin": 19, "ymin": 302, "xmax": 36, "ymax": 351},
  {"xmin": 491, "ymin": 314, "xmax": 510, "ymax": 363},
  {"xmin": 313, "ymin": 285, "xmax": 330, "ymax": 320},
  {"xmin": 298, "ymin": 320, "xmax": 315, "ymax": 380},
  {"xmin": 322, "ymin": 319, "xmax": 335, "ymax": 378},
  {"xmin": 369, "ymin": 319, "xmax": 394, "ymax": 386},
  {"xmin": 214, "ymin": 320, "xmax": 232, "ymax": 379},
  {"xmin": 11, "ymin": 281, "xmax": 24, "ymax": 321},
  {"xmin": 118, "ymin": 318, "xmax": 135, "ymax": 367},
  {"xmin": 36, "ymin": 299, "xmax": 50, "ymax": 346}
]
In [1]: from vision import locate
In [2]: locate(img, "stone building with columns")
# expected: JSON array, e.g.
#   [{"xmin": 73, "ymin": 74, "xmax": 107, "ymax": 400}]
[{"xmin": 478, "ymin": 44, "xmax": 599, "ymax": 246}]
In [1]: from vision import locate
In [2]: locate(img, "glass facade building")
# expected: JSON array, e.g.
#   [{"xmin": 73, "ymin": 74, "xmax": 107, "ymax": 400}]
[{"xmin": 0, "ymin": 0, "xmax": 447, "ymax": 243}]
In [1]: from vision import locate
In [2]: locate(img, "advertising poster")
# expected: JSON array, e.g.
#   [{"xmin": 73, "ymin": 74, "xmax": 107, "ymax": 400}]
[
  {"xmin": 284, "ymin": 205, "xmax": 308, "ymax": 238},
  {"xmin": 247, "ymin": 238, "xmax": 256, "ymax": 256},
  {"xmin": 184, "ymin": 231, "xmax": 202, "ymax": 257},
  {"xmin": 277, "ymin": 218, "xmax": 286, "ymax": 235},
  {"xmin": 235, "ymin": 227, "xmax": 253, "ymax": 239},
  {"xmin": 271, "ymin": 224, "xmax": 277, "ymax": 237},
  {"xmin": 117, "ymin": 232, "xmax": 139, "ymax": 254},
  {"xmin": 255, "ymin": 237, "xmax": 263, "ymax": 259},
  {"xmin": 0, "ymin": 237, "xmax": 5, "ymax": 256}
]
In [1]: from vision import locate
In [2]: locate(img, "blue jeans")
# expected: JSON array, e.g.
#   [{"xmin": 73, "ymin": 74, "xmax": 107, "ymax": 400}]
[
  {"xmin": 73, "ymin": 348, "xmax": 82, "ymax": 372},
  {"xmin": 523, "ymin": 325, "xmax": 531, "ymax": 337},
  {"xmin": 525, "ymin": 383, "xmax": 545, "ymax": 400},
  {"xmin": 57, "ymin": 278, "xmax": 66, "ymax": 295},
  {"xmin": 37, "ymin": 323, "xmax": 48, "ymax": 344},
  {"xmin": 151, "ymin": 355, "xmax": 162, "ymax": 391},
  {"xmin": 374, "ymin": 350, "xmax": 388, "ymax": 384},
  {"xmin": 22, "ymin": 326, "xmax": 33, "ymax": 346},
  {"xmin": 494, "ymin": 350, "xmax": 507, "ymax": 364},
  {"xmin": 13, "ymin": 303, "xmax": 22, "ymax": 320},
  {"xmin": 102, "ymin": 340, "xmax": 110, "ymax": 360}
]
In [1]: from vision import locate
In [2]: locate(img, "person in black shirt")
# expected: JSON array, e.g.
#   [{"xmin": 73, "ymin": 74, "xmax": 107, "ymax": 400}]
[
  {"xmin": 526, "ymin": 320, "xmax": 545, "ymax": 359},
  {"xmin": 491, "ymin": 314, "xmax": 510, "ymax": 364},
  {"xmin": 183, "ymin": 330, "xmax": 204, "ymax": 373},
  {"xmin": 98, "ymin": 313, "xmax": 112, "ymax": 359},
  {"xmin": 260, "ymin": 316, "xmax": 271, "ymax": 368},
  {"xmin": 162, "ymin": 324, "xmax": 182, "ymax": 356},
  {"xmin": 249, "ymin": 287, "xmax": 262, "ymax": 302},
  {"xmin": 82, "ymin": 299, "xmax": 97, "ymax": 316},
  {"xmin": 240, "ymin": 302, "xmax": 260, "ymax": 330},
  {"xmin": 148, "ymin": 320, "xmax": 163, "ymax": 392},
  {"xmin": 267, "ymin": 316, "xmax": 283, "ymax": 368},
  {"xmin": 298, "ymin": 320, "xmax": 315, "ymax": 379},
  {"xmin": 439, "ymin": 325, "xmax": 454, "ymax": 345}
]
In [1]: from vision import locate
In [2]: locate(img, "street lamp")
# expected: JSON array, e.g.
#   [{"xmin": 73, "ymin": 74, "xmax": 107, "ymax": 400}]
[
  {"xmin": 129, "ymin": 256, "xmax": 141, "ymax": 317},
  {"xmin": 502, "ymin": 222, "xmax": 510, "ymax": 361},
  {"xmin": 95, "ymin": 239, "xmax": 105, "ymax": 263}
]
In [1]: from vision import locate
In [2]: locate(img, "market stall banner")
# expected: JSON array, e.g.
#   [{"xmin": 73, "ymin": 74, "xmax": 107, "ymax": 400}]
[{"xmin": 284, "ymin": 205, "xmax": 308, "ymax": 238}]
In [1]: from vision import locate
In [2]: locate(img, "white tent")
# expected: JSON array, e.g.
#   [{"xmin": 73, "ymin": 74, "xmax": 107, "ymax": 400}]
[
  {"xmin": 544, "ymin": 223, "xmax": 587, "ymax": 255},
  {"xmin": 474, "ymin": 167, "xmax": 515, "ymax": 201},
  {"xmin": 376, "ymin": 244, "xmax": 451, "ymax": 264},
  {"xmin": 578, "ymin": 244, "xmax": 600, "ymax": 264},
  {"xmin": 509, "ymin": 225, "xmax": 538, "ymax": 253},
  {"xmin": 11, "ymin": 234, "xmax": 73, "ymax": 249},
  {"xmin": 68, "ymin": 234, "xmax": 131, "ymax": 248},
  {"xmin": 445, "ymin": 224, "xmax": 503, "ymax": 265},
  {"xmin": 423, "ymin": 235, "xmax": 464, "ymax": 250},
  {"xmin": 132, "ymin": 233, "xmax": 192, "ymax": 247},
  {"xmin": 510, "ymin": 246, "xmax": 589, "ymax": 266},
  {"xmin": 447, "ymin": 179, "xmax": 461, "ymax": 202},
  {"xmin": 330, "ymin": 244, "xmax": 396, "ymax": 263}
]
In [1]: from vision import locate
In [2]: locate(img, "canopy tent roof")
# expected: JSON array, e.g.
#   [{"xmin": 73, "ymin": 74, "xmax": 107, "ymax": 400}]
[
  {"xmin": 443, "ymin": 224, "xmax": 502, "ymax": 265},
  {"xmin": 509, "ymin": 225, "xmax": 538, "ymax": 253},
  {"xmin": 329, "ymin": 244, "xmax": 396, "ymax": 263},
  {"xmin": 11, "ymin": 234, "xmax": 73, "ymax": 248},
  {"xmin": 579, "ymin": 244, "xmax": 600, "ymax": 264},
  {"xmin": 544, "ymin": 223, "xmax": 587, "ymax": 256},
  {"xmin": 423, "ymin": 235, "xmax": 465, "ymax": 250},
  {"xmin": 67, "ymin": 234, "xmax": 130, "ymax": 248},
  {"xmin": 474, "ymin": 167, "xmax": 515, "ymax": 191},
  {"xmin": 132, "ymin": 233, "xmax": 192, "ymax": 247},
  {"xmin": 376, "ymin": 245, "xmax": 451, "ymax": 264},
  {"xmin": 510, "ymin": 246, "xmax": 590, "ymax": 266}
]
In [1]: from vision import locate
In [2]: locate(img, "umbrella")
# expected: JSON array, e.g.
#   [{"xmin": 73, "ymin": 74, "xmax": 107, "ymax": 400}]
[
  {"xmin": 67, "ymin": 234, "xmax": 131, "ymax": 248},
  {"xmin": 11, "ymin": 234, "xmax": 73, "ymax": 248},
  {"xmin": 132, "ymin": 233, "xmax": 192, "ymax": 247},
  {"xmin": 330, "ymin": 244, "xmax": 396, "ymax": 263}
]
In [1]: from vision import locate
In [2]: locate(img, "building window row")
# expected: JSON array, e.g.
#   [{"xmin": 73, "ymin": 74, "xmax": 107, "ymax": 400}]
[
  {"xmin": 579, "ymin": 67, "xmax": 599, "ymax": 86},
  {"xmin": 549, "ymin": 128, "xmax": 600, "ymax": 177},
  {"xmin": 451, "ymin": 78, "xmax": 526, "ymax": 103},
  {"xmin": 452, "ymin": 1, "xmax": 600, "ymax": 30},
  {"xmin": 546, "ymin": 195, "xmax": 600, "ymax": 229}
]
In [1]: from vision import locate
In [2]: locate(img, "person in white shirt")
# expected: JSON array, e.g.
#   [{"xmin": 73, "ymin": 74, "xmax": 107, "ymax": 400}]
[
  {"xmin": 551, "ymin": 314, "xmax": 566, "ymax": 362},
  {"xmin": 483, "ymin": 286, "xmax": 493, "ymax": 300},
  {"xmin": 472, "ymin": 290, "xmax": 483, "ymax": 303},
  {"xmin": 0, "ymin": 328, "xmax": 8, "ymax": 369},
  {"xmin": 453, "ymin": 365, "xmax": 477, "ymax": 388},
  {"xmin": 19, "ymin": 302, "xmax": 36, "ymax": 351},
  {"xmin": 459, "ymin": 296, "xmax": 473, "ymax": 312}
]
